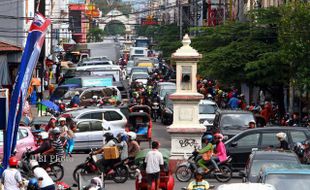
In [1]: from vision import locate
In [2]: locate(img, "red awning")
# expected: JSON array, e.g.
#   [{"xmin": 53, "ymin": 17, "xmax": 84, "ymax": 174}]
[{"xmin": 0, "ymin": 41, "xmax": 22, "ymax": 52}]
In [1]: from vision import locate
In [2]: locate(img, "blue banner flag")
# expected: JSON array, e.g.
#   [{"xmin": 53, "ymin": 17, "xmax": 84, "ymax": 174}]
[{"xmin": 0, "ymin": 13, "xmax": 50, "ymax": 175}]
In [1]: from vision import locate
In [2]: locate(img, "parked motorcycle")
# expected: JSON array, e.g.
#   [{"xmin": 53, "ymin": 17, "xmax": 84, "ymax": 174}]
[
  {"xmin": 175, "ymin": 147, "xmax": 232, "ymax": 183},
  {"xmin": 73, "ymin": 150, "xmax": 129, "ymax": 183},
  {"xmin": 151, "ymin": 101, "xmax": 160, "ymax": 122}
]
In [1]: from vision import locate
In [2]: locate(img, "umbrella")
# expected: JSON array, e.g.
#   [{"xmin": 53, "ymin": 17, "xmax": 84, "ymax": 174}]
[
  {"xmin": 135, "ymin": 148, "xmax": 170, "ymax": 164},
  {"xmin": 31, "ymin": 78, "xmax": 41, "ymax": 86},
  {"xmin": 38, "ymin": 100, "xmax": 60, "ymax": 112}
]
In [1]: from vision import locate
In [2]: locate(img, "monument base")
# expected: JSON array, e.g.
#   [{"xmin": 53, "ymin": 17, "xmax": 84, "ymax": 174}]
[{"xmin": 167, "ymin": 125, "xmax": 205, "ymax": 172}]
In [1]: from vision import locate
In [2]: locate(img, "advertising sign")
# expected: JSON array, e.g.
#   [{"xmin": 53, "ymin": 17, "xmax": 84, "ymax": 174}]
[{"xmin": 83, "ymin": 77, "xmax": 113, "ymax": 87}]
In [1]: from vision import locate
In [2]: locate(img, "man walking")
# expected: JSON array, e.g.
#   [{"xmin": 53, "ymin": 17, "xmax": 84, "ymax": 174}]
[{"xmin": 145, "ymin": 141, "xmax": 164, "ymax": 190}]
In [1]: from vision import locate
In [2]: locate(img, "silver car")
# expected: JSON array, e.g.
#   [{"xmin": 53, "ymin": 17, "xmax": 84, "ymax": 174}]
[
  {"xmin": 61, "ymin": 107, "xmax": 127, "ymax": 128},
  {"xmin": 74, "ymin": 119, "xmax": 125, "ymax": 151}
]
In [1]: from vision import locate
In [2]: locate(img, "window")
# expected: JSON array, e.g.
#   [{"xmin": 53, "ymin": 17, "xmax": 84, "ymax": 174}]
[
  {"xmin": 81, "ymin": 91, "xmax": 92, "ymax": 99},
  {"xmin": 236, "ymin": 133, "xmax": 260, "ymax": 147},
  {"xmin": 77, "ymin": 122, "xmax": 90, "ymax": 132},
  {"xmin": 91, "ymin": 112, "xmax": 103, "ymax": 120},
  {"xmin": 80, "ymin": 113, "xmax": 92, "ymax": 119},
  {"xmin": 104, "ymin": 111, "xmax": 122, "ymax": 121},
  {"xmin": 18, "ymin": 129, "xmax": 29, "ymax": 140},
  {"xmin": 91, "ymin": 121, "xmax": 103, "ymax": 131},
  {"xmin": 291, "ymin": 131, "xmax": 307, "ymax": 143},
  {"xmin": 261, "ymin": 133, "xmax": 287, "ymax": 147}
]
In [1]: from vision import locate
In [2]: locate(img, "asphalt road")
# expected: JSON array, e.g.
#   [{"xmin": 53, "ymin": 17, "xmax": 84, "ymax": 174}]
[{"xmin": 63, "ymin": 121, "xmax": 241, "ymax": 189}]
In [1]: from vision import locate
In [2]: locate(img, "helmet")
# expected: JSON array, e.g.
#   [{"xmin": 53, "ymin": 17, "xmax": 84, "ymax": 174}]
[
  {"xmin": 214, "ymin": 133, "xmax": 224, "ymax": 141},
  {"xmin": 117, "ymin": 132, "xmax": 128, "ymax": 142},
  {"xmin": 58, "ymin": 117, "xmax": 66, "ymax": 122},
  {"xmin": 90, "ymin": 177, "xmax": 103, "ymax": 188},
  {"xmin": 103, "ymin": 132, "xmax": 114, "ymax": 142},
  {"xmin": 30, "ymin": 160, "xmax": 39, "ymax": 169},
  {"xmin": 75, "ymin": 91, "xmax": 80, "ymax": 95},
  {"xmin": 195, "ymin": 168, "xmax": 205, "ymax": 177},
  {"xmin": 249, "ymin": 120, "xmax": 256, "ymax": 124},
  {"xmin": 49, "ymin": 117, "xmax": 57, "ymax": 123},
  {"xmin": 39, "ymin": 132, "xmax": 49, "ymax": 140},
  {"xmin": 51, "ymin": 127, "xmax": 61, "ymax": 135},
  {"xmin": 9, "ymin": 156, "xmax": 19, "ymax": 167},
  {"xmin": 276, "ymin": 132, "xmax": 286, "ymax": 140},
  {"xmin": 28, "ymin": 178, "xmax": 38, "ymax": 188},
  {"xmin": 202, "ymin": 134, "xmax": 213, "ymax": 142},
  {"xmin": 92, "ymin": 95, "xmax": 98, "ymax": 100},
  {"xmin": 127, "ymin": 132, "xmax": 137, "ymax": 140}
]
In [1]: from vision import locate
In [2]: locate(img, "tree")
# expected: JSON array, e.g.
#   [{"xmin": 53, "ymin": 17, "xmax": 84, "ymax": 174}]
[
  {"xmin": 87, "ymin": 27, "xmax": 105, "ymax": 42},
  {"xmin": 104, "ymin": 20, "xmax": 126, "ymax": 35}
]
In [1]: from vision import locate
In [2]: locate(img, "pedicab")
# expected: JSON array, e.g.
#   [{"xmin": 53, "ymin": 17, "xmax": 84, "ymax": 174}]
[
  {"xmin": 125, "ymin": 112, "xmax": 152, "ymax": 147},
  {"xmin": 135, "ymin": 148, "xmax": 175, "ymax": 190},
  {"xmin": 130, "ymin": 105, "xmax": 151, "ymax": 114}
]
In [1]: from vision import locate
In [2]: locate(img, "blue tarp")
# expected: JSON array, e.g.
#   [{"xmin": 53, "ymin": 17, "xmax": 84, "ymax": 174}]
[{"xmin": 39, "ymin": 100, "xmax": 60, "ymax": 112}]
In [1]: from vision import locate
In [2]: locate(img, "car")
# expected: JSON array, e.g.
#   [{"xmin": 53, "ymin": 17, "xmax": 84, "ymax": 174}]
[
  {"xmin": 61, "ymin": 87, "xmax": 121, "ymax": 106},
  {"xmin": 74, "ymin": 119, "xmax": 125, "ymax": 151},
  {"xmin": 50, "ymin": 84, "xmax": 80, "ymax": 101},
  {"xmin": 225, "ymin": 127, "xmax": 310, "ymax": 170},
  {"xmin": 198, "ymin": 100, "xmax": 219, "ymax": 128},
  {"xmin": 241, "ymin": 150, "xmax": 300, "ymax": 182},
  {"xmin": 0, "ymin": 127, "xmax": 37, "ymax": 160},
  {"xmin": 161, "ymin": 93, "xmax": 174, "ymax": 125},
  {"xmin": 212, "ymin": 110, "xmax": 256, "ymax": 139},
  {"xmin": 216, "ymin": 183, "xmax": 277, "ymax": 190},
  {"xmin": 78, "ymin": 56, "xmax": 113, "ymax": 66},
  {"xmin": 126, "ymin": 60, "xmax": 135, "ymax": 74},
  {"xmin": 156, "ymin": 82, "xmax": 176, "ymax": 101},
  {"xmin": 257, "ymin": 164, "xmax": 310, "ymax": 190},
  {"xmin": 130, "ymin": 67, "xmax": 149, "ymax": 76},
  {"xmin": 129, "ymin": 72, "xmax": 149, "ymax": 85},
  {"xmin": 61, "ymin": 107, "xmax": 127, "ymax": 128}
]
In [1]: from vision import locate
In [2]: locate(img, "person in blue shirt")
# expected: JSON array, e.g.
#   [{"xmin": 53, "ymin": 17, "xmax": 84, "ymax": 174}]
[
  {"xmin": 228, "ymin": 94, "xmax": 240, "ymax": 110},
  {"xmin": 70, "ymin": 91, "xmax": 80, "ymax": 107}
]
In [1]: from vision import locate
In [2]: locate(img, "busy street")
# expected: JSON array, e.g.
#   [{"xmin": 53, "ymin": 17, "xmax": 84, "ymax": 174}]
[{"xmin": 0, "ymin": 0, "xmax": 310, "ymax": 190}]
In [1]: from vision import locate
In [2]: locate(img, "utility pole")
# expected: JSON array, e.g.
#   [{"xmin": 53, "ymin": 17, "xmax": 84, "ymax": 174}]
[{"xmin": 179, "ymin": 0, "xmax": 183, "ymax": 40}]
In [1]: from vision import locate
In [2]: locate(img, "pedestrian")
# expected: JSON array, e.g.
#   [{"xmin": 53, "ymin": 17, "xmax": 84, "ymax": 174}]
[
  {"xmin": 66, "ymin": 122, "xmax": 77, "ymax": 157},
  {"xmin": 145, "ymin": 141, "xmax": 164, "ymax": 190},
  {"xmin": 1, "ymin": 157, "xmax": 23, "ymax": 190}
]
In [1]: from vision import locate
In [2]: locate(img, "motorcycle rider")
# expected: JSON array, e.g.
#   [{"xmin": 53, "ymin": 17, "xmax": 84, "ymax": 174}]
[
  {"xmin": 197, "ymin": 135, "xmax": 214, "ymax": 173},
  {"xmin": 127, "ymin": 132, "xmax": 140, "ymax": 161},
  {"xmin": 211, "ymin": 133, "xmax": 227, "ymax": 173},
  {"xmin": 27, "ymin": 178, "xmax": 39, "ymax": 190},
  {"xmin": 276, "ymin": 132, "xmax": 289, "ymax": 150},
  {"xmin": 30, "ymin": 160, "xmax": 55, "ymax": 190},
  {"xmin": 92, "ymin": 132, "xmax": 118, "ymax": 173},
  {"xmin": 57, "ymin": 117, "xmax": 68, "ymax": 142},
  {"xmin": 116, "ymin": 132, "xmax": 128, "ymax": 161},
  {"xmin": 70, "ymin": 91, "xmax": 80, "ymax": 107},
  {"xmin": 1, "ymin": 157, "xmax": 23, "ymax": 190},
  {"xmin": 44, "ymin": 128, "xmax": 64, "ymax": 163},
  {"xmin": 187, "ymin": 168, "xmax": 210, "ymax": 190},
  {"xmin": 28, "ymin": 132, "xmax": 52, "ymax": 161},
  {"xmin": 45, "ymin": 117, "xmax": 57, "ymax": 132}
]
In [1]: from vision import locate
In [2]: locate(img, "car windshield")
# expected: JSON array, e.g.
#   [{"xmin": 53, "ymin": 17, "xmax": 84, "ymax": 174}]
[
  {"xmin": 266, "ymin": 174, "xmax": 310, "ymax": 190},
  {"xmin": 199, "ymin": 104, "xmax": 218, "ymax": 114},
  {"xmin": 160, "ymin": 88, "xmax": 176, "ymax": 97},
  {"xmin": 127, "ymin": 61, "xmax": 134, "ymax": 67},
  {"xmin": 250, "ymin": 161, "xmax": 298, "ymax": 177},
  {"xmin": 132, "ymin": 74, "xmax": 148, "ymax": 80},
  {"xmin": 221, "ymin": 113, "xmax": 254, "ymax": 130},
  {"xmin": 132, "ymin": 68, "xmax": 147, "ymax": 73}
]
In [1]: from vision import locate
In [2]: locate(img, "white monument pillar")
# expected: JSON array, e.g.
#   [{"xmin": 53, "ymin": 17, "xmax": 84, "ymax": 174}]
[{"xmin": 167, "ymin": 34, "xmax": 206, "ymax": 171}]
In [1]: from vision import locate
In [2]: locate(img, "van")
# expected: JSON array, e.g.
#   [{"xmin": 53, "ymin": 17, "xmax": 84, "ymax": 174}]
[
  {"xmin": 76, "ymin": 65, "xmax": 125, "ymax": 82},
  {"xmin": 130, "ymin": 47, "xmax": 148, "ymax": 59}
]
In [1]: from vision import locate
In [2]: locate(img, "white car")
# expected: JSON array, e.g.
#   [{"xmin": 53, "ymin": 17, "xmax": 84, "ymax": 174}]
[
  {"xmin": 216, "ymin": 183, "xmax": 277, "ymax": 190},
  {"xmin": 74, "ymin": 119, "xmax": 125, "ymax": 150},
  {"xmin": 61, "ymin": 107, "xmax": 127, "ymax": 128},
  {"xmin": 198, "ymin": 100, "xmax": 219, "ymax": 126},
  {"xmin": 129, "ymin": 72, "xmax": 149, "ymax": 85}
]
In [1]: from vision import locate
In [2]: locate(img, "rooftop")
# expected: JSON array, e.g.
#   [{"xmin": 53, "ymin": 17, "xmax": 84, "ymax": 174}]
[{"xmin": 0, "ymin": 41, "xmax": 22, "ymax": 52}]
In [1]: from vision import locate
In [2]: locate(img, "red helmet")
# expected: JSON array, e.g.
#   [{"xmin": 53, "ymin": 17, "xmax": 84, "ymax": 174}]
[
  {"xmin": 214, "ymin": 133, "xmax": 224, "ymax": 141},
  {"xmin": 9, "ymin": 156, "xmax": 19, "ymax": 167}
]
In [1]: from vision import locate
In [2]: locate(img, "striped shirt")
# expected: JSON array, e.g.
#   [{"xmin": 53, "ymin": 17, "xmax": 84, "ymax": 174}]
[{"xmin": 51, "ymin": 138, "xmax": 64, "ymax": 161}]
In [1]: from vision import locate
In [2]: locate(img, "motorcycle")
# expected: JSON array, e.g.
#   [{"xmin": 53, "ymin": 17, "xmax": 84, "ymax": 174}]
[
  {"xmin": 175, "ymin": 147, "xmax": 232, "ymax": 183},
  {"xmin": 73, "ymin": 150, "xmax": 129, "ymax": 183},
  {"xmin": 151, "ymin": 101, "xmax": 160, "ymax": 122},
  {"xmin": 20, "ymin": 148, "xmax": 64, "ymax": 182}
]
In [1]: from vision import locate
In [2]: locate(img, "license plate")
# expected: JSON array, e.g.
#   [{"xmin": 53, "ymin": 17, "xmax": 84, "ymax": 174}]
[{"xmin": 152, "ymin": 106, "xmax": 159, "ymax": 109}]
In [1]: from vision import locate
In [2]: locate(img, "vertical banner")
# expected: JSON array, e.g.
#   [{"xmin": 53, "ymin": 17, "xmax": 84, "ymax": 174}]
[
  {"xmin": 0, "ymin": 13, "xmax": 50, "ymax": 175},
  {"xmin": 0, "ymin": 89, "xmax": 8, "ymax": 130}
]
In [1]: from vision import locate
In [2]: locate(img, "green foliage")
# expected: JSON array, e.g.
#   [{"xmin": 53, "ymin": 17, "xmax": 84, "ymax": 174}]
[
  {"xmin": 87, "ymin": 27, "xmax": 104, "ymax": 42},
  {"xmin": 104, "ymin": 21, "xmax": 126, "ymax": 35}
]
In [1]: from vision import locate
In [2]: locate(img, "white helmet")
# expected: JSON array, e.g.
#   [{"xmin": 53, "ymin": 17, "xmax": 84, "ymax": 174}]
[
  {"xmin": 58, "ymin": 117, "xmax": 66, "ymax": 122},
  {"xmin": 276, "ymin": 132, "xmax": 286, "ymax": 140},
  {"xmin": 90, "ymin": 177, "xmax": 103, "ymax": 188},
  {"xmin": 30, "ymin": 160, "xmax": 39, "ymax": 169},
  {"xmin": 75, "ymin": 91, "xmax": 80, "ymax": 95},
  {"xmin": 39, "ymin": 132, "xmax": 49, "ymax": 140},
  {"xmin": 127, "ymin": 132, "xmax": 137, "ymax": 140}
]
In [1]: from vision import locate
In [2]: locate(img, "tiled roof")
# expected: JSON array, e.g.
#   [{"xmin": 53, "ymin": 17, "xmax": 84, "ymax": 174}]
[{"xmin": 0, "ymin": 41, "xmax": 22, "ymax": 52}]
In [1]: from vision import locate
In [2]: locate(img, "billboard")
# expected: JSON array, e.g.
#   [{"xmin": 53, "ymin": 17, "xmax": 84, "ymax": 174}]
[{"xmin": 69, "ymin": 0, "xmax": 86, "ymax": 4}]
